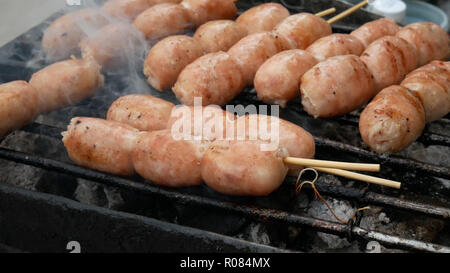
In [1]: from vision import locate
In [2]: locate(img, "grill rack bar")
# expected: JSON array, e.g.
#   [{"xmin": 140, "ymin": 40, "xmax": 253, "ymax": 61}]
[{"xmin": 0, "ymin": 146, "xmax": 449, "ymax": 252}]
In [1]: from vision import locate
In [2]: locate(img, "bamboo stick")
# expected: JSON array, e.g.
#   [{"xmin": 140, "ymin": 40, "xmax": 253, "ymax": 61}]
[
  {"xmin": 313, "ymin": 167, "xmax": 402, "ymax": 189},
  {"xmin": 284, "ymin": 157, "xmax": 380, "ymax": 172},
  {"xmin": 327, "ymin": 0, "xmax": 370, "ymax": 25},
  {"xmin": 315, "ymin": 8, "xmax": 337, "ymax": 18}
]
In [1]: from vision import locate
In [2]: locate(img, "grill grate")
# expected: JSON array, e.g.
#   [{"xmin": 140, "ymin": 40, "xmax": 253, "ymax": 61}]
[{"xmin": 0, "ymin": 0, "xmax": 449, "ymax": 253}]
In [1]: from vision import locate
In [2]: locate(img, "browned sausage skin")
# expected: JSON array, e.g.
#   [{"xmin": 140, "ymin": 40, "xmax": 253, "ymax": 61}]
[
  {"xmin": 360, "ymin": 36, "xmax": 418, "ymax": 92},
  {"xmin": 0, "ymin": 81, "xmax": 39, "ymax": 138},
  {"xmin": 228, "ymin": 32, "xmax": 288, "ymax": 85},
  {"xmin": 193, "ymin": 20, "xmax": 248, "ymax": 53},
  {"xmin": 273, "ymin": 13, "xmax": 332, "ymax": 50},
  {"xmin": 132, "ymin": 130, "xmax": 210, "ymax": 187},
  {"xmin": 306, "ymin": 34, "xmax": 365, "ymax": 62},
  {"xmin": 29, "ymin": 57, "xmax": 104, "ymax": 114},
  {"xmin": 236, "ymin": 3, "xmax": 290, "ymax": 34},
  {"xmin": 254, "ymin": 49, "xmax": 317, "ymax": 107},
  {"xmin": 80, "ymin": 22, "xmax": 146, "ymax": 70},
  {"xmin": 359, "ymin": 86, "xmax": 426, "ymax": 153},
  {"xmin": 102, "ymin": 0, "xmax": 182, "ymax": 21},
  {"xmin": 144, "ymin": 35, "xmax": 204, "ymax": 91},
  {"xmin": 133, "ymin": 3, "xmax": 192, "ymax": 42},
  {"xmin": 180, "ymin": 0, "xmax": 238, "ymax": 27},
  {"xmin": 396, "ymin": 22, "xmax": 449, "ymax": 66},
  {"xmin": 401, "ymin": 61, "xmax": 450, "ymax": 122},
  {"xmin": 62, "ymin": 117, "xmax": 140, "ymax": 176},
  {"xmin": 300, "ymin": 55, "xmax": 375, "ymax": 118},
  {"xmin": 201, "ymin": 139, "xmax": 288, "ymax": 196},
  {"xmin": 350, "ymin": 18, "xmax": 401, "ymax": 48},
  {"xmin": 42, "ymin": 9, "xmax": 109, "ymax": 61},
  {"xmin": 107, "ymin": 94, "xmax": 175, "ymax": 131},
  {"xmin": 173, "ymin": 51, "xmax": 246, "ymax": 106}
]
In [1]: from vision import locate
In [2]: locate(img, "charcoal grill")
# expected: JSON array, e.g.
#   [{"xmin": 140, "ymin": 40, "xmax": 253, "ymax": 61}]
[{"xmin": 0, "ymin": 0, "xmax": 449, "ymax": 253}]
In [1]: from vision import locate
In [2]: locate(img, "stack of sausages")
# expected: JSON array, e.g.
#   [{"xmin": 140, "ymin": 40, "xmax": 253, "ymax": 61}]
[
  {"xmin": 43, "ymin": 0, "xmax": 237, "ymax": 69},
  {"xmin": 144, "ymin": 3, "xmax": 291, "ymax": 91},
  {"xmin": 62, "ymin": 94, "xmax": 315, "ymax": 196},
  {"xmin": 360, "ymin": 61, "xmax": 450, "ymax": 153}
]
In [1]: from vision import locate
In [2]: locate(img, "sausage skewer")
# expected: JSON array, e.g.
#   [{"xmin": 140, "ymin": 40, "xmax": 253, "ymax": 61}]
[
  {"xmin": 360, "ymin": 61, "xmax": 449, "ymax": 154},
  {"xmin": 256, "ymin": 17, "xmax": 402, "ymax": 107},
  {"xmin": 144, "ymin": 5, "xmax": 335, "ymax": 91},
  {"xmin": 173, "ymin": 1, "xmax": 368, "ymax": 106}
]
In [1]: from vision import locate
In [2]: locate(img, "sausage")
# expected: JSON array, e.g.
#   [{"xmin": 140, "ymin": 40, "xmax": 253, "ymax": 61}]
[
  {"xmin": 227, "ymin": 32, "xmax": 287, "ymax": 85},
  {"xmin": 133, "ymin": 3, "xmax": 192, "ymax": 42},
  {"xmin": 80, "ymin": 22, "xmax": 146, "ymax": 70},
  {"xmin": 62, "ymin": 117, "xmax": 140, "ymax": 176},
  {"xmin": 173, "ymin": 51, "xmax": 245, "ymax": 106},
  {"xmin": 236, "ymin": 3, "xmax": 290, "ymax": 34},
  {"xmin": 300, "ymin": 55, "xmax": 375, "ymax": 118},
  {"xmin": 180, "ymin": 0, "xmax": 237, "ymax": 27},
  {"xmin": 29, "ymin": 57, "xmax": 104, "ymax": 113},
  {"xmin": 236, "ymin": 114, "xmax": 315, "ymax": 175},
  {"xmin": 201, "ymin": 139, "xmax": 288, "ymax": 196},
  {"xmin": 254, "ymin": 49, "xmax": 317, "ymax": 107},
  {"xmin": 144, "ymin": 35, "xmax": 204, "ymax": 91},
  {"xmin": 396, "ymin": 22, "xmax": 449, "ymax": 66},
  {"xmin": 167, "ymin": 105, "xmax": 235, "ymax": 141},
  {"xmin": 359, "ymin": 85, "xmax": 425, "ymax": 153},
  {"xmin": 401, "ymin": 61, "xmax": 450, "ymax": 122},
  {"xmin": 273, "ymin": 13, "xmax": 332, "ymax": 50},
  {"xmin": 193, "ymin": 20, "xmax": 248, "ymax": 53},
  {"xmin": 42, "ymin": 9, "xmax": 108, "ymax": 61},
  {"xmin": 0, "ymin": 81, "xmax": 39, "ymax": 138},
  {"xmin": 360, "ymin": 36, "xmax": 418, "ymax": 92},
  {"xmin": 102, "ymin": 0, "xmax": 182, "ymax": 21},
  {"xmin": 305, "ymin": 34, "xmax": 365, "ymax": 62},
  {"xmin": 107, "ymin": 94, "xmax": 175, "ymax": 131},
  {"xmin": 132, "ymin": 130, "xmax": 210, "ymax": 187},
  {"xmin": 350, "ymin": 18, "xmax": 401, "ymax": 48}
]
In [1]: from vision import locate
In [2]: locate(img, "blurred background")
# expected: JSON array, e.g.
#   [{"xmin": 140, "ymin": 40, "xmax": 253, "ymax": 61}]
[{"xmin": 0, "ymin": 0, "xmax": 448, "ymax": 47}]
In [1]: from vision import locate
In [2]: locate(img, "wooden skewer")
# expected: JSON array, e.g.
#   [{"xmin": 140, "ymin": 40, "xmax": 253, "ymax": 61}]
[
  {"xmin": 314, "ymin": 167, "xmax": 402, "ymax": 189},
  {"xmin": 284, "ymin": 157, "xmax": 380, "ymax": 172},
  {"xmin": 327, "ymin": 0, "xmax": 370, "ymax": 24},
  {"xmin": 315, "ymin": 8, "xmax": 337, "ymax": 18}
]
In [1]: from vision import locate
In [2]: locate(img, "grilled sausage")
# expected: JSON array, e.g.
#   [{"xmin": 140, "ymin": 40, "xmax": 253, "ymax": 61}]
[
  {"xmin": 227, "ymin": 32, "xmax": 287, "ymax": 85},
  {"xmin": 236, "ymin": 3, "xmax": 290, "ymax": 34},
  {"xmin": 80, "ymin": 22, "xmax": 146, "ymax": 70},
  {"xmin": 173, "ymin": 51, "xmax": 245, "ymax": 106},
  {"xmin": 359, "ymin": 85, "xmax": 426, "ymax": 153},
  {"xmin": 300, "ymin": 55, "xmax": 375, "ymax": 118},
  {"xmin": 0, "ymin": 81, "xmax": 39, "ymax": 138},
  {"xmin": 167, "ymin": 105, "xmax": 235, "ymax": 141},
  {"xmin": 254, "ymin": 49, "xmax": 317, "ymax": 107},
  {"xmin": 401, "ymin": 61, "xmax": 450, "ymax": 122},
  {"xmin": 62, "ymin": 117, "xmax": 140, "ymax": 176},
  {"xmin": 132, "ymin": 130, "xmax": 210, "ymax": 187},
  {"xmin": 236, "ymin": 114, "xmax": 315, "ymax": 175},
  {"xmin": 273, "ymin": 13, "xmax": 332, "ymax": 50},
  {"xmin": 102, "ymin": 0, "xmax": 182, "ymax": 21},
  {"xmin": 107, "ymin": 94, "xmax": 175, "ymax": 131},
  {"xmin": 305, "ymin": 34, "xmax": 365, "ymax": 62},
  {"xmin": 360, "ymin": 36, "xmax": 418, "ymax": 92},
  {"xmin": 193, "ymin": 20, "xmax": 248, "ymax": 53},
  {"xmin": 42, "ymin": 9, "xmax": 108, "ymax": 61},
  {"xmin": 180, "ymin": 0, "xmax": 237, "ymax": 27},
  {"xmin": 350, "ymin": 18, "xmax": 401, "ymax": 48},
  {"xmin": 133, "ymin": 3, "xmax": 192, "ymax": 42},
  {"xmin": 396, "ymin": 22, "xmax": 449, "ymax": 66},
  {"xmin": 201, "ymin": 139, "xmax": 288, "ymax": 196},
  {"xmin": 29, "ymin": 57, "xmax": 104, "ymax": 113},
  {"xmin": 144, "ymin": 35, "xmax": 204, "ymax": 91}
]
